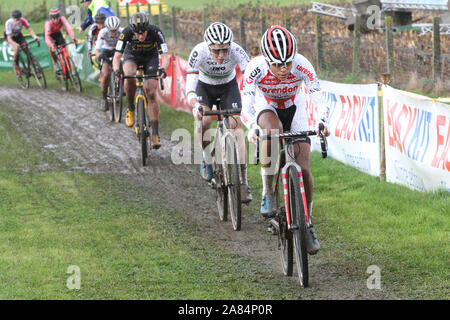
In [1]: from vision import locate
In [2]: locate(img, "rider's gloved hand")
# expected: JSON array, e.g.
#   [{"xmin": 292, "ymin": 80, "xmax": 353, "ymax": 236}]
[
  {"xmin": 157, "ymin": 68, "xmax": 167, "ymax": 79},
  {"xmin": 192, "ymin": 102, "xmax": 202, "ymax": 118},
  {"xmin": 113, "ymin": 69, "xmax": 121, "ymax": 83},
  {"xmin": 247, "ymin": 123, "xmax": 260, "ymax": 144},
  {"xmin": 317, "ymin": 120, "xmax": 330, "ymax": 137}
]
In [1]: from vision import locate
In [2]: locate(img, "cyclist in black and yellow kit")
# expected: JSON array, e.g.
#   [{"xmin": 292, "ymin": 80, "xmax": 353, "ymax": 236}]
[{"xmin": 112, "ymin": 12, "xmax": 170, "ymax": 149}]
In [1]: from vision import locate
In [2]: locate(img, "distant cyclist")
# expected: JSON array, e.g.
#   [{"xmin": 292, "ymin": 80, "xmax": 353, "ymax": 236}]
[
  {"xmin": 186, "ymin": 22, "xmax": 252, "ymax": 204},
  {"xmin": 44, "ymin": 8, "xmax": 77, "ymax": 72},
  {"xmin": 79, "ymin": 0, "xmax": 114, "ymax": 33},
  {"xmin": 95, "ymin": 16, "xmax": 123, "ymax": 111},
  {"xmin": 113, "ymin": 12, "xmax": 170, "ymax": 149},
  {"xmin": 4, "ymin": 10, "xmax": 40, "ymax": 74},
  {"xmin": 242, "ymin": 26, "xmax": 330, "ymax": 255},
  {"xmin": 87, "ymin": 11, "xmax": 106, "ymax": 64}
]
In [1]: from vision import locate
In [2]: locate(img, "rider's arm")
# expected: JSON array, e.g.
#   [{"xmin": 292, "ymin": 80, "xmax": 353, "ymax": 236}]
[
  {"xmin": 297, "ymin": 56, "xmax": 329, "ymax": 134},
  {"xmin": 233, "ymin": 43, "xmax": 250, "ymax": 74},
  {"xmin": 21, "ymin": 18, "xmax": 38, "ymax": 41},
  {"xmin": 80, "ymin": 8, "xmax": 93, "ymax": 32},
  {"xmin": 44, "ymin": 20, "xmax": 54, "ymax": 50},
  {"xmin": 240, "ymin": 61, "xmax": 260, "ymax": 130},
  {"xmin": 185, "ymin": 46, "xmax": 202, "ymax": 107},
  {"xmin": 95, "ymin": 29, "xmax": 105, "ymax": 60},
  {"xmin": 112, "ymin": 51, "xmax": 122, "ymax": 72},
  {"xmin": 61, "ymin": 16, "xmax": 75, "ymax": 40}
]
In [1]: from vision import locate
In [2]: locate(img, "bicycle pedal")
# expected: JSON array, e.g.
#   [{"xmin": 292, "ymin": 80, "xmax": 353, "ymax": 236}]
[{"xmin": 208, "ymin": 178, "xmax": 217, "ymax": 189}]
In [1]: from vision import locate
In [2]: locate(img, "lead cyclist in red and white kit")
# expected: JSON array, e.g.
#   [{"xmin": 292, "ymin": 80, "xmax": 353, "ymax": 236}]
[
  {"xmin": 242, "ymin": 26, "xmax": 330, "ymax": 255},
  {"xmin": 186, "ymin": 22, "xmax": 252, "ymax": 203}
]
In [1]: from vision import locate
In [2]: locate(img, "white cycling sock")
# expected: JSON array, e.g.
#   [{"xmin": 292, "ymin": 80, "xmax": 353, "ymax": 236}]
[{"xmin": 261, "ymin": 167, "xmax": 274, "ymax": 196}]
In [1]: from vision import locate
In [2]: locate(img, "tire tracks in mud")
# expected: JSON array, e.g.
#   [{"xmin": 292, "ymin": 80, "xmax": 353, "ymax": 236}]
[{"xmin": 0, "ymin": 86, "xmax": 402, "ymax": 299}]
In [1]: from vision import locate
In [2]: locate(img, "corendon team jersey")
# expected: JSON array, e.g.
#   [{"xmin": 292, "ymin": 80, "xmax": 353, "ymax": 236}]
[
  {"xmin": 185, "ymin": 42, "xmax": 249, "ymax": 101},
  {"xmin": 4, "ymin": 18, "xmax": 30, "ymax": 37},
  {"xmin": 241, "ymin": 54, "xmax": 329, "ymax": 129}
]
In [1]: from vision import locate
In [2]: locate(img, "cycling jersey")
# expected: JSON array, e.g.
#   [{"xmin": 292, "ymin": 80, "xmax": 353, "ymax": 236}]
[
  {"xmin": 241, "ymin": 54, "xmax": 329, "ymax": 131},
  {"xmin": 44, "ymin": 16, "xmax": 74, "ymax": 49},
  {"xmin": 4, "ymin": 18, "xmax": 30, "ymax": 37},
  {"xmin": 185, "ymin": 41, "xmax": 249, "ymax": 102},
  {"xmin": 115, "ymin": 25, "xmax": 168, "ymax": 57},
  {"xmin": 95, "ymin": 27, "xmax": 123, "ymax": 51},
  {"xmin": 88, "ymin": 24, "xmax": 103, "ymax": 52}
]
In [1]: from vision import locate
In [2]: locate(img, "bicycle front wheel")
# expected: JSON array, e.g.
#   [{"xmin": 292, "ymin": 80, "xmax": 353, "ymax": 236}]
[
  {"xmin": 15, "ymin": 54, "xmax": 29, "ymax": 89},
  {"xmin": 55, "ymin": 57, "xmax": 68, "ymax": 91},
  {"xmin": 287, "ymin": 165, "xmax": 309, "ymax": 287},
  {"xmin": 137, "ymin": 98, "xmax": 149, "ymax": 166},
  {"xmin": 224, "ymin": 136, "xmax": 241, "ymax": 231},
  {"xmin": 107, "ymin": 80, "xmax": 114, "ymax": 121},
  {"xmin": 212, "ymin": 150, "xmax": 228, "ymax": 222},
  {"xmin": 30, "ymin": 54, "xmax": 46, "ymax": 88},
  {"xmin": 112, "ymin": 78, "xmax": 123, "ymax": 123},
  {"xmin": 67, "ymin": 56, "xmax": 82, "ymax": 92}
]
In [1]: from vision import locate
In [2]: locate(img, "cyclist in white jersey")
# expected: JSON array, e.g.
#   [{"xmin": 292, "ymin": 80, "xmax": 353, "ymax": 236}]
[
  {"xmin": 95, "ymin": 16, "xmax": 123, "ymax": 111},
  {"xmin": 242, "ymin": 26, "xmax": 330, "ymax": 255},
  {"xmin": 4, "ymin": 10, "xmax": 40, "ymax": 74},
  {"xmin": 186, "ymin": 22, "xmax": 252, "ymax": 204}
]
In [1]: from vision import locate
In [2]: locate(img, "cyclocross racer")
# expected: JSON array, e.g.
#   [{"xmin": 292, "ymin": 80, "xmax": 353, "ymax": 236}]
[
  {"xmin": 242, "ymin": 26, "xmax": 330, "ymax": 255},
  {"xmin": 95, "ymin": 16, "xmax": 123, "ymax": 111},
  {"xmin": 79, "ymin": 0, "xmax": 114, "ymax": 33},
  {"xmin": 87, "ymin": 12, "xmax": 106, "ymax": 63},
  {"xmin": 4, "ymin": 10, "xmax": 40, "ymax": 74},
  {"xmin": 186, "ymin": 22, "xmax": 253, "ymax": 204},
  {"xmin": 113, "ymin": 12, "xmax": 170, "ymax": 149},
  {"xmin": 44, "ymin": 8, "xmax": 77, "ymax": 72}
]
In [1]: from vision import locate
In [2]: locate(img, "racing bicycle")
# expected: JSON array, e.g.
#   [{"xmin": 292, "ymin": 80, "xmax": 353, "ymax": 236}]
[
  {"xmin": 123, "ymin": 66, "xmax": 164, "ymax": 166},
  {"xmin": 54, "ymin": 41, "xmax": 82, "ymax": 92},
  {"xmin": 255, "ymin": 123, "xmax": 328, "ymax": 286},
  {"xmin": 13, "ymin": 38, "xmax": 46, "ymax": 89},
  {"xmin": 198, "ymin": 105, "xmax": 242, "ymax": 231}
]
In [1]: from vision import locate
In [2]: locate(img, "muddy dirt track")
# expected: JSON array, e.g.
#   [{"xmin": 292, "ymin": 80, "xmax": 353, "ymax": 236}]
[{"xmin": 0, "ymin": 86, "xmax": 402, "ymax": 299}]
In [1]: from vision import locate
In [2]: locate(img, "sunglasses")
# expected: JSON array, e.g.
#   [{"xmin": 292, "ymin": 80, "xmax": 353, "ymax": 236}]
[
  {"xmin": 209, "ymin": 47, "xmax": 230, "ymax": 55},
  {"xmin": 269, "ymin": 61, "xmax": 293, "ymax": 68}
]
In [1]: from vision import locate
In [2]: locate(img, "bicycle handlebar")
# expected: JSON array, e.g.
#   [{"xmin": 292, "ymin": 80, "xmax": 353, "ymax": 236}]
[{"xmin": 254, "ymin": 126, "xmax": 328, "ymax": 164}]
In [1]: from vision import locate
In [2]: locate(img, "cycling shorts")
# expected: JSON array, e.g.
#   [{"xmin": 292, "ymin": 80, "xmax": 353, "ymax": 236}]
[
  {"xmin": 195, "ymin": 77, "xmax": 241, "ymax": 110},
  {"xmin": 5, "ymin": 32, "xmax": 25, "ymax": 46},
  {"xmin": 255, "ymin": 92, "xmax": 310, "ymax": 144},
  {"xmin": 100, "ymin": 48, "xmax": 115, "ymax": 67},
  {"xmin": 49, "ymin": 32, "xmax": 66, "ymax": 47},
  {"xmin": 123, "ymin": 49, "xmax": 159, "ymax": 76}
]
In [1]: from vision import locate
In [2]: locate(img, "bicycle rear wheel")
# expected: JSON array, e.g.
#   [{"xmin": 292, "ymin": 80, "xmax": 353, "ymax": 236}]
[
  {"xmin": 224, "ymin": 136, "xmax": 241, "ymax": 231},
  {"xmin": 137, "ymin": 98, "xmax": 149, "ymax": 166},
  {"xmin": 287, "ymin": 165, "xmax": 309, "ymax": 287},
  {"xmin": 14, "ymin": 54, "xmax": 29, "ymax": 89},
  {"xmin": 30, "ymin": 54, "xmax": 46, "ymax": 88},
  {"xmin": 67, "ymin": 56, "xmax": 82, "ymax": 92}
]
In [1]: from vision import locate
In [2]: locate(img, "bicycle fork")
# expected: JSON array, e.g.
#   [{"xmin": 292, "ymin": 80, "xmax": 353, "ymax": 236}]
[{"xmin": 281, "ymin": 161, "xmax": 310, "ymax": 230}]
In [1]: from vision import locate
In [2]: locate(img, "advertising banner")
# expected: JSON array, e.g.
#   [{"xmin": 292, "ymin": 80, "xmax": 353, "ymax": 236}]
[
  {"xmin": 68, "ymin": 40, "xmax": 100, "ymax": 84},
  {"xmin": 306, "ymin": 81, "xmax": 380, "ymax": 176},
  {"xmin": 0, "ymin": 34, "xmax": 52, "ymax": 70},
  {"xmin": 383, "ymin": 85, "xmax": 450, "ymax": 192}
]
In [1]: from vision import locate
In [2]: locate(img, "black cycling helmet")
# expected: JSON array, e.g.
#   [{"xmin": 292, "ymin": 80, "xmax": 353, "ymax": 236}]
[
  {"xmin": 11, "ymin": 9, "xmax": 22, "ymax": 19},
  {"xmin": 94, "ymin": 11, "xmax": 107, "ymax": 23},
  {"xmin": 129, "ymin": 12, "xmax": 149, "ymax": 34}
]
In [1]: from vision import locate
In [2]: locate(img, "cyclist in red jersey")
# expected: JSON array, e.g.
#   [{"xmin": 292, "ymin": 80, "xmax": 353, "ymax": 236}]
[{"xmin": 44, "ymin": 8, "xmax": 78, "ymax": 70}]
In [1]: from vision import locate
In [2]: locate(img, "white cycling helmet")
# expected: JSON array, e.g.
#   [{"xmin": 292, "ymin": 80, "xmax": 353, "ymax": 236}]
[
  {"xmin": 105, "ymin": 16, "xmax": 121, "ymax": 31},
  {"xmin": 260, "ymin": 26, "xmax": 297, "ymax": 64},
  {"xmin": 204, "ymin": 22, "xmax": 233, "ymax": 45}
]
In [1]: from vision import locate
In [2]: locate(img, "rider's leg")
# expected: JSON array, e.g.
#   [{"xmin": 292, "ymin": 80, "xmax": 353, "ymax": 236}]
[
  {"xmin": 257, "ymin": 110, "xmax": 281, "ymax": 216},
  {"xmin": 144, "ymin": 78, "xmax": 162, "ymax": 149},
  {"xmin": 123, "ymin": 61, "xmax": 137, "ymax": 126},
  {"xmin": 100, "ymin": 63, "xmax": 111, "ymax": 111}
]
